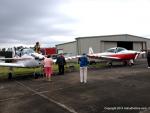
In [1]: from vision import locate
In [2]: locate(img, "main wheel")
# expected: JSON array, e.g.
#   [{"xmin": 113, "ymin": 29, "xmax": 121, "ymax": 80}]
[
  {"xmin": 123, "ymin": 61, "xmax": 128, "ymax": 66},
  {"xmin": 8, "ymin": 72, "xmax": 12, "ymax": 80}
]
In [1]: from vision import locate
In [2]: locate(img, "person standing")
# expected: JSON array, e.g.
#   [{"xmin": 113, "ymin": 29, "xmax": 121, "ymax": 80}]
[
  {"xmin": 141, "ymin": 49, "xmax": 150, "ymax": 68},
  {"xmin": 34, "ymin": 42, "xmax": 40, "ymax": 53},
  {"xmin": 43, "ymin": 55, "xmax": 53, "ymax": 81},
  {"xmin": 78, "ymin": 53, "xmax": 89, "ymax": 83},
  {"xmin": 56, "ymin": 54, "xmax": 66, "ymax": 75},
  {"xmin": 147, "ymin": 50, "xmax": 150, "ymax": 68}
]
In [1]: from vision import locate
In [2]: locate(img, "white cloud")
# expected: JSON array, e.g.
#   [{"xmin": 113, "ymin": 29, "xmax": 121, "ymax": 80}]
[
  {"xmin": 50, "ymin": 35, "xmax": 75, "ymax": 42},
  {"xmin": 59, "ymin": 0, "xmax": 150, "ymax": 37}
]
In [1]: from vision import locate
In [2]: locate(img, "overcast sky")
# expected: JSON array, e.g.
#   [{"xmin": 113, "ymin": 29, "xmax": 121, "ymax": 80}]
[{"xmin": 0, "ymin": 0, "xmax": 150, "ymax": 48}]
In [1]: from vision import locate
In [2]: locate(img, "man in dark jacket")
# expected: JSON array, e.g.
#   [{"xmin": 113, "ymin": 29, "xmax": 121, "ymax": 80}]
[
  {"xmin": 56, "ymin": 54, "xmax": 66, "ymax": 75},
  {"xmin": 141, "ymin": 49, "xmax": 150, "ymax": 68},
  {"xmin": 147, "ymin": 50, "xmax": 150, "ymax": 68}
]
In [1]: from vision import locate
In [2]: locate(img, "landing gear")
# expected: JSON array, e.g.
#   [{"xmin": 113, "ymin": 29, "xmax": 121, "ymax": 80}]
[
  {"xmin": 123, "ymin": 61, "xmax": 128, "ymax": 66},
  {"xmin": 107, "ymin": 62, "xmax": 112, "ymax": 67},
  {"xmin": 33, "ymin": 67, "xmax": 43, "ymax": 79},
  {"xmin": 8, "ymin": 72, "xmax": 12, "ymax": 80},
  {"xmin": 33, "ymin": 73, "xmax": 39, "ymax": 79},
  {"xmin": 128, "ymin": 59, "xmax": 134, "ymax": 66},
  {"xmin": 8, "ymin": 67, "xmax": 13, "ymax": 80},
  {"xmin": 123, "ymin": 60, "xmax": 134, "ymax": 66}
]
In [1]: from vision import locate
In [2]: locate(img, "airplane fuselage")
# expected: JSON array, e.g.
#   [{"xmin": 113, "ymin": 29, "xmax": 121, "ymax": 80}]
[{"xmin": 88, "ymin": 49, "xmax": 138, "ymax": 60}]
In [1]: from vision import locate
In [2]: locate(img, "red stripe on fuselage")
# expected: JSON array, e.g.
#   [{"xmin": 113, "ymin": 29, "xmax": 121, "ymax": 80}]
[{"xmin": 111, "ymin": 53, "xmax": 137, "ymax": 60}]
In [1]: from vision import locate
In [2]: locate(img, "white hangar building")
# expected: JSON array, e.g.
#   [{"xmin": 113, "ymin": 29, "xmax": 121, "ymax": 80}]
[{"xmin": 56, "ymin": 34, "xmax": 150, "ymax": 55}]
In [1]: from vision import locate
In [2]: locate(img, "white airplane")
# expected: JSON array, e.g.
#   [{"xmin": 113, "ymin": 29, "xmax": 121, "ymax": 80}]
[
  {"xmin": 0, "ymin": 48, "xmax": 79, "ymax": 79},
  {"xmin": 87, "ymin": 47, "xmax": 145, "ymax": 66},
  {"xmin": 0, "ymin": 48, "xmax": 45, "ymax": 79}
]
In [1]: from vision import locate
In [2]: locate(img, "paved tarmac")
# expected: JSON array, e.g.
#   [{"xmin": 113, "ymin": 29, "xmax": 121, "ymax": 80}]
[{"xmin": 0, "ymin": 59, "xmax": 150, "ymax": 113}]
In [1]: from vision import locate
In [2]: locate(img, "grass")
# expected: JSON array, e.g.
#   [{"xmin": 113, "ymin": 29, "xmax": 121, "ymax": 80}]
[
  {"xmin": 0, "ymin": 62, "xmax": 105, "ymax": 79},
  {"xmin": 0, "ymin": 62, "xmax": 80, "ymax": 79},
  {"xmin": 0, "ymin": 67, "xmax": 41, "ymax": 79}
]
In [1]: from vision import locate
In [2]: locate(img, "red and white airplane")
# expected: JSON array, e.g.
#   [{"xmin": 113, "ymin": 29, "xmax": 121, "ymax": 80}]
[{"xmin": 87, "ymin": 47, "xmax": 145, "ymax": 66}]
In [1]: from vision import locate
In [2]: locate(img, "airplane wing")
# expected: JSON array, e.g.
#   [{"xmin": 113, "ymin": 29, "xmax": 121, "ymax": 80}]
[
  {"xmin": 65, "ymin": 55, "xmax": 81, "ymax": 60},
  {"xmin": 0, "ymin": 62, "xmax": 25, "ymax": 67},
  {"xmin": 0, "ymin": 56, "xmax": 33, "ymax": 62},
  {"xmin": 88, "ymin": 54, "xmax": 121, "ymax": 60},
  {"xmin": 53, "ymin": 55, "xmax": 81, "ymax": 63},
  {"xmin": 0, "ymin": 57, "xmax": 33, "ymax": 61}
]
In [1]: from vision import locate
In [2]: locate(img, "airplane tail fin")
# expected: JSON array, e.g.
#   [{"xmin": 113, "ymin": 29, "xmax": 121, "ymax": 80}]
[{"xmin": 89, "ymin": 47, "xmax": 94, "ymax": 54}]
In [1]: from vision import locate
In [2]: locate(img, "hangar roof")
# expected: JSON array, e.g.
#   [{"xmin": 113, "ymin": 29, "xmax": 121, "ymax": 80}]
[
  {"xmin": 76, "ymin": 34, "xmax": 150, "ymax": 40},
  {"xmin": 56, "ymin": 41, "xmax": 76, "ymax": 46}
]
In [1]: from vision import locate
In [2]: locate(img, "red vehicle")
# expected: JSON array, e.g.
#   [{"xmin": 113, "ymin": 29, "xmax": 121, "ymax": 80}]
[{"xmin": 41, "ymin": 47, "xmax": 57, "ymax": 55}]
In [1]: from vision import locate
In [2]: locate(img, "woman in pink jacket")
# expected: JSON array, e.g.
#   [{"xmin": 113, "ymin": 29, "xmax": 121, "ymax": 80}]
[{"xmin": 43, "ymin": 55, "xmax": 53, "ymax": 81}]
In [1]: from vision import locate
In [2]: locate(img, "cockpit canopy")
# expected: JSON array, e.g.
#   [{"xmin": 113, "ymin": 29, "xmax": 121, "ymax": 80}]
[
  {"xmin": 106, "ymin": 47, "xmax": 127, "ymax": 53},
  {"xmin": 16, "ymin": 48, "xmax": 34, "ymax": 56},
  {"xmin": 22, "ymin": 49, "xmax": 34, "ymax": 55}
]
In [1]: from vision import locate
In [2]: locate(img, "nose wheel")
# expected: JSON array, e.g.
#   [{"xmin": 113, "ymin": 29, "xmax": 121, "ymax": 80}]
[
  {"xmin": 107, "ymin": 62, "xmax": 112, "ymax": 67},
  {"xmin": 129, "ymin": 59, "xmax": 134, "ymax": 66},
  {"xmin": 123, "ymin": 60, "xmax": 134, "ymax": 66}
]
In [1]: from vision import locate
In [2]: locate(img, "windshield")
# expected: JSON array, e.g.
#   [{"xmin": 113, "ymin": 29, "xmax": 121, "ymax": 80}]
[
  {"xmin": 106, "ymin": 47, "xmax": 127, "ymax": 53},
  {"xmin": 116, "ymin": 47, "xmax": 126, "ymax": 53},
  {"xmin": 21, "ymin": 49, "xmax": 34, "ymax": 55}
]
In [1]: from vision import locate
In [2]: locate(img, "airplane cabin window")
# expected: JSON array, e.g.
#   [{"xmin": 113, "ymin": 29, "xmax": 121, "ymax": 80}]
[
  {"xmin": 106, "ymin": 48, "xmax": 116, "ymax": 53},
  {"xmin": 116, "ymin": 47, "xmax": 126, "ymax": 53}
]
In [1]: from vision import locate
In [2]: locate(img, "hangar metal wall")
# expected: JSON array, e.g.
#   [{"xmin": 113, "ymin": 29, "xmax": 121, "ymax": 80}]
[
  {"xmin": 76, "ymin": 34, "xmax": 150, "ymax": 54},
  {"xmin": 76, "ymin": 38, "xmax": 100, "ymax": 54},
  {"xmin": 133, "ymin": 42, "xmax": 144, "ymax": 51},
  {"xmin": 56, "ymin": 41, "xmax": 77, "ymax": 55}
]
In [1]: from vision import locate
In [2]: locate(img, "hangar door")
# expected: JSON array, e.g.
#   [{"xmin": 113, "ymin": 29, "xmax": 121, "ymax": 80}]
[
  {"xmin": 133, "ymin": 42, "xmax": 145, "ymax": 51},
  {"xmin": 117, "ymin": 41, "xmax": 133, "ymax": 50},
  {"xmin": 134, "ymin": 42, "xmax": 146, "ymax": 58},
  {"xmin": 103, "ymin": 42, "xmax": 117, "ymax": 51}
]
